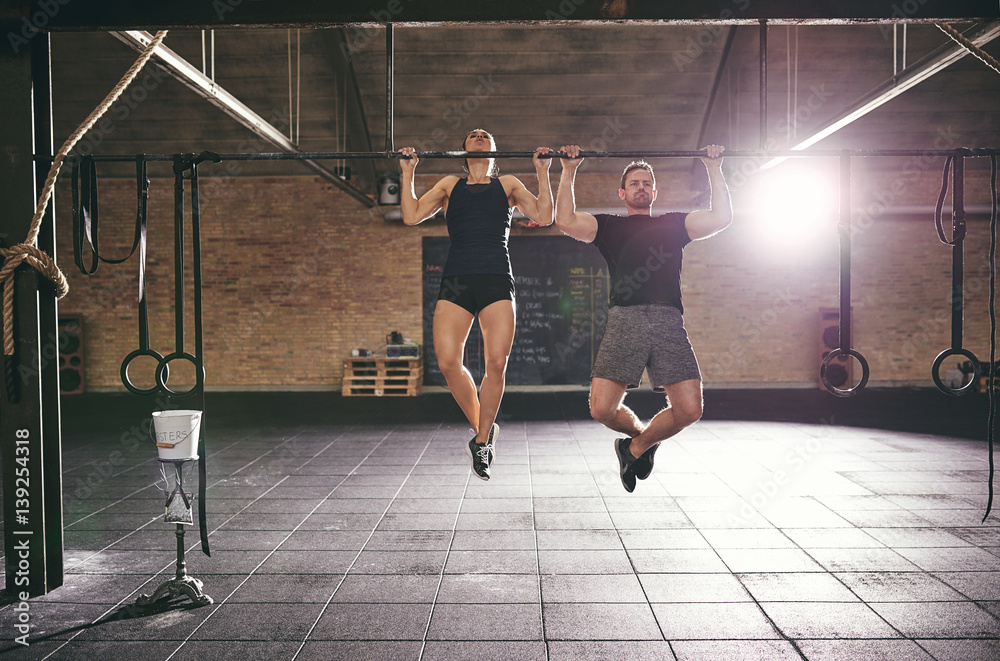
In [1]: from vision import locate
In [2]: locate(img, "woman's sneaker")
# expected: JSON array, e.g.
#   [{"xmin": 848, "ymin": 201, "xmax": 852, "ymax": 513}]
[{"xmin": 466, "ymin": 424, "xmax": 498, "ymax": 481}]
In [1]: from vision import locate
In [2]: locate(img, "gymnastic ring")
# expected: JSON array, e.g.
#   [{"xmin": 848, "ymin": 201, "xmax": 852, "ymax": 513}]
[
  {"xmin": 155, "ymin": 351, "xmax": 205, "ymax": 399},
  {"xmin": 821, "ymin": 349, "xmax": 870, "ymax": 398},
  {"xmin": 931, "ymin": 348, "xmax": 980, "ymax": 397},
  {"xmin": 120, "ymin": 348, "xmax": 168, "ymax": 396}
]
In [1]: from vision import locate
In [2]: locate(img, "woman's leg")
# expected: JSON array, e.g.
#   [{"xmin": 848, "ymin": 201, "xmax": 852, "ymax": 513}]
[
  {"xmin": 433, "ymin": 300, "xmax": 480, "ymax": 431},
  {"xmin": 474, "ymin": 298, "xmax": 516, "ymax": 444}
]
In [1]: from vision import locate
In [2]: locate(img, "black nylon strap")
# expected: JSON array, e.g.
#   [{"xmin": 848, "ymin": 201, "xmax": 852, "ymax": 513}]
[
  {"xmin": 191, "ymin": 159, "xmax": 210, "ymax": 557},
  {"xmin": 935, "ymin": 155, "xmax": 955, "ymax": 246},
  {"xmin": 72, "ymin": 155, "xmax": 99, "ymax": 275},
  {"xmin": 169, "ymin": 152, "xmax": 217, "ymax": 556}
]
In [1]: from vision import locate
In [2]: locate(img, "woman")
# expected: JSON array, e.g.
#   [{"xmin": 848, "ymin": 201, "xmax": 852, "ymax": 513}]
[{"xmin": 399, "ymin": 130, "xmax": 553, "ymax": 480}]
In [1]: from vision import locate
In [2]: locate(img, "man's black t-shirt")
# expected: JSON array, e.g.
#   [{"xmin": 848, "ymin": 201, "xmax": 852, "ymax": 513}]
[{"xmin": 592, "ymin": 213, "xmax": 691, "ymax": 312}]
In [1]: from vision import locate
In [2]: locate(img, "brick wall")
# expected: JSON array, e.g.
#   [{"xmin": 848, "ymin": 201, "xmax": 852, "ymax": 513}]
[{"xmin": 54, "ymin": 164, "xmax": 998, "ymax": 391}]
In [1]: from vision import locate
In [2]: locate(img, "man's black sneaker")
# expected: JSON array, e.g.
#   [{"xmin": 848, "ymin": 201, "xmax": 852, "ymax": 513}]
[
  {"xmin": 614, "ymin": 437, "xmax": 637, "ymax": 493},
  {"xmin": 635, "ymin": 443, "xmax": 658, "ymax": 480},
  {"xmin": 466, "ymin": 423, "xmax": 498, "ymax": 481}
]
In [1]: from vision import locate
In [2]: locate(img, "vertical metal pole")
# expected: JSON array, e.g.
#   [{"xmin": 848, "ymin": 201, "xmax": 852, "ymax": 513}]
[
  {"xmin": 32, "ymin": 32, "xmax": 64, "ymax": 592},
  {"xmin": 840, "ymin": 153, "xmax": 852, "ymax": 353},
  {"xmin": 1, "ymin": 19, "xmax": 63, "ymax": 595},
  {"xmin": 952, "ymin": 153, "xmax": 967, "ymax": 349},
  {"xmin": 174, "ymin": 524, "xmax": 187, "ymax": 580},
  {"xmin": 759, "ymin": 19, "xmax": 768, "ymax": 151},
  {"xmin": 385, "ymin": 22, "xmax": 394, "ymax": 153},
  {"xmin": 172, "ymin": 156, "xmax": 186, "ymax": 356}
]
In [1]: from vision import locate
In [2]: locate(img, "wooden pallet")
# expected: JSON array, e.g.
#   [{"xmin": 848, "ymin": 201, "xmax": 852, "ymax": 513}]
[{"xmin": 342, "ymin": 356, "xmax": 422, "ymax": 396}]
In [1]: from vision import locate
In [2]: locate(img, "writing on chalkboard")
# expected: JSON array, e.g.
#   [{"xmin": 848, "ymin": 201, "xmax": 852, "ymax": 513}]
[{"xmin": 422, "ymin": 236, "xmax": 609, "ymax": 386}]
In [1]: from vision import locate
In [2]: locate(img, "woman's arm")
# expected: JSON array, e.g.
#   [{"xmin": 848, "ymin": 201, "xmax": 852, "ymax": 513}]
[
  {"xmin": 505, "ymin": 147, "xmax": 554, "ymax": 226},
  {"xmin": 399, "ymin": 147, "xmax": 455, "ymax": 225}
]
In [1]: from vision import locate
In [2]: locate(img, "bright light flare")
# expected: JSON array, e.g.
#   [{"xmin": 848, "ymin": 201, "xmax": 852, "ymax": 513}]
[{"xmin": 750, "ymin": 165, "xmax": 838, "ymax": 249}]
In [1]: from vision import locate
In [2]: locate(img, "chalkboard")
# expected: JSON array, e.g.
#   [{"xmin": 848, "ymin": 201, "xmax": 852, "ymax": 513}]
[{"xmin": 422, "ymin": 236, "xmax": 609, "ymax": 386}]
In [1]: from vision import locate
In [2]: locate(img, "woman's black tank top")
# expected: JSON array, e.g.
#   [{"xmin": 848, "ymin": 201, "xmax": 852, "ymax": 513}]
[{"xmin": 442, "ymin": 178, "xmax": 513, "ymax": 278}]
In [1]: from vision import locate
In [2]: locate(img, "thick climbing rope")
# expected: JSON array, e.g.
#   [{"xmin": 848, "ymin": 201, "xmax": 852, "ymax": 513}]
[
  {"xmin": 936, "ymin": 23, "xmax": 1000, "ymax": 77},
  {"xmin": 0, "ymin": 30, "xmax": 169, "ymax": 358}
]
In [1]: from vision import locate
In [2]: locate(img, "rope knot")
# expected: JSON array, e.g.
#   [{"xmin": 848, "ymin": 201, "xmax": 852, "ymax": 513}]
[
  {"xmin": 0, "ymin": 243, "xmax": 70, "ymax": 299},
  {"xmin": 1, "ymin": 243, "xmax": 69, "ymax": 357}
]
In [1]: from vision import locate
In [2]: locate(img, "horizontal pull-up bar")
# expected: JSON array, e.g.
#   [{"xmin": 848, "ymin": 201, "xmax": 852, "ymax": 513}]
[{"xmin": 44, "ymin": 148, "xmax": 1000, "ymax": 163}]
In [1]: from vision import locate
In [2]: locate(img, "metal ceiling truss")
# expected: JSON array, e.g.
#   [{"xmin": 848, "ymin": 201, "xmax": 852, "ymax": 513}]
[
  {"xmin": 23, "ymin": 1, "xmax": 1000, "ymax": 30},
  {"xmin": 766, "ymin": 21, "xmax": 1000, "ymax": 166},
  {"xmin": 111, "ymin": 30, "xmax": 376, "ymax": 206}
]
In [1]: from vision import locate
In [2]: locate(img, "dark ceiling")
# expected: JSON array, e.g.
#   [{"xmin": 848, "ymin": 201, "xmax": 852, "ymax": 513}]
[{"xmin": 45, "ymin": 19, "xmax": 1000, "ymax": 201}]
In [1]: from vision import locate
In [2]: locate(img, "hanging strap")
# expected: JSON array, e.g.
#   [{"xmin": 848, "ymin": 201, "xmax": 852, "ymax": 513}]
[
  {"xmin": 191, "ymin": 155, "xmax": 211, "ymax": 557},
  {"xmin": 161, "ymin": 151, "xmax": 219, "ymax": 556},
  {"xmin": 72, "ymin": 156, "xmax": 99, "ymax": 275},
  {"xmin": 935, "ymin": 155, "xmax": 956, "ymax": 246},
  {"xmin": 932, "ymin": 150, "xmax": 980, "ymax": 396},
  {"xmin": 72, "ymin": 156, "xmax": 145, "ymax": 276}
]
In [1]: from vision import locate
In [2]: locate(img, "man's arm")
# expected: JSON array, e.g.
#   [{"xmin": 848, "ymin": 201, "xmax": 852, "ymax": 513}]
[
  {"xmin": 507, "ymin": 147, "xmax": 554, "ymax": 226},
  {"xmin": 685, "ymin": 145, "xmax": 732, "ymax": 240},
  {"xmin": 554, "ymin": 145, "xmax": 599, "ymax": 243}
]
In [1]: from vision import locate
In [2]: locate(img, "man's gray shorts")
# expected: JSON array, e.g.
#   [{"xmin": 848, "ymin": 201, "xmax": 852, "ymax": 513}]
[{"xmin": 592, "ymin": 304, "xmax": 701, "ymax": 390}]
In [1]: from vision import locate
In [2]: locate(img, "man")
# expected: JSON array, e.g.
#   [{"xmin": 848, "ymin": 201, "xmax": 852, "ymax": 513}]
[{"xmin": 555, "ymin": 145, "xmax": 731, "ymax": 492}]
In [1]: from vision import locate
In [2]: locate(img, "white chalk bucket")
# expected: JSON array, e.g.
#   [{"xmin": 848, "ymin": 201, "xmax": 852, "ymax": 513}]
[{"xmin": 152, "ymin": 410, "xmax": 202, "ymax": 461}]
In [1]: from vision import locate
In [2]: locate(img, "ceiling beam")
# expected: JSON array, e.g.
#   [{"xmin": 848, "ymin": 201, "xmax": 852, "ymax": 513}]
[
  {"xmin": 110, "ymin": 30, "xmax": 376, "ymax": 207},
  {"xmin": 29, "ymin": 0, "xmax": 1000, "ymax": 30},
  {"xmin": 764, "ymin": 21, "xmax": 1000, "ymax": 168},
  {"xmin": 314, "ymin": 30, "xmax": 379, "ymax": 189}
]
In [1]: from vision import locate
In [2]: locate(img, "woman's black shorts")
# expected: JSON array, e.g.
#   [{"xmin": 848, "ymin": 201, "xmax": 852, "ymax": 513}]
[{"xmin": 437, "ymin": 274, "xmax": 515, "ymax": 315}]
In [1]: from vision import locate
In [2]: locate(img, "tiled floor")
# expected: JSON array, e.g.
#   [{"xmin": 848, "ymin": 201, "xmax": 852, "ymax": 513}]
[{"xmin": 1, "ymin": 390, "xmax": 999, "ymax": 660}]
